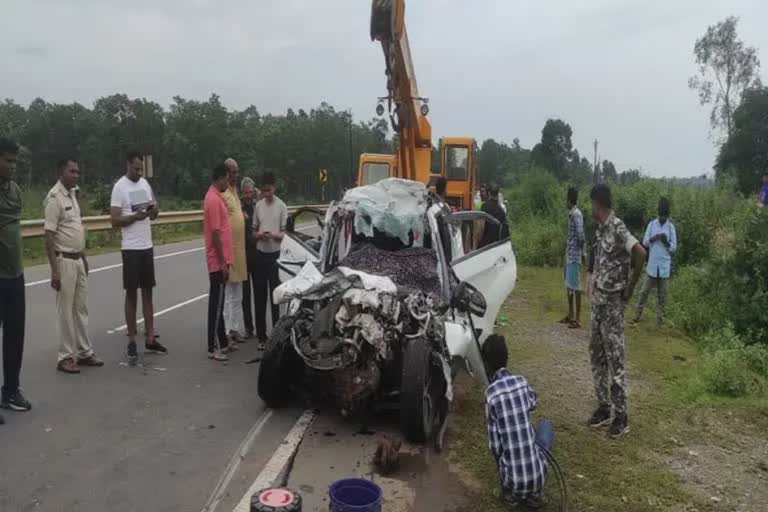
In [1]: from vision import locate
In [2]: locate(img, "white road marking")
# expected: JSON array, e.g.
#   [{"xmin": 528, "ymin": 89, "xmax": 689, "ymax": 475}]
[
  {"xmin": 25, "ymin": 246, "xmax": 204, "ymax": 288},
  {"xmin": 232, "ymin": 410, "xmax": 316, "ymax": 512},
  {"xmin": 107, "ymin": 293, "xmax": 208, "ymax": 333},
  {"xmin": 201, "ymin": 409, "xmax": 275, "ymax": 512}
]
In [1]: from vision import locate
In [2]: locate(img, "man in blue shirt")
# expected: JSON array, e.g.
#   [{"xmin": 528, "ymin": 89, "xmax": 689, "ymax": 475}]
[
  {"xmin": 485, "ymin": 336, "xmax": 553, "ymax": 509},
  {"xmin": 634, "ymin": 198, "xmax": 677, "ymax": 326}
]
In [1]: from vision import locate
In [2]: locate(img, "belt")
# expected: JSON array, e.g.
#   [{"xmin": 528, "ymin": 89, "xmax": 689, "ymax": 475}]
[{"xmin": 56, "ymin": 251, "xmax": 83, "ymax": 260}]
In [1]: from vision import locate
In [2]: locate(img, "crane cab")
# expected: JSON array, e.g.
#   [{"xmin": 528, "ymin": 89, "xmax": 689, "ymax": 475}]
[
  {"xmin": 430, "ymin": 137, "xmax": 477, "ymax": 210},
  {"xmin": 357, "ymin": 153, "xmax": 397, "ymax": 186}
]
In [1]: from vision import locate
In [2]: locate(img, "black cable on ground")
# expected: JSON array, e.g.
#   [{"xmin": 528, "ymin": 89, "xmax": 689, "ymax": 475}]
[{"xmin": 537, "ymin": 444, "xmax": 569, "ymax": 512}]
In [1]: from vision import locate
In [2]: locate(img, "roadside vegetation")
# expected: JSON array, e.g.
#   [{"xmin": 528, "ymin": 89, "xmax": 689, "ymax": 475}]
[
  {"xmin": 450, "ymin": 267, "xmax": 768, "ymax": 511},
  {"xmin": 506, "ymin": 173, "xmax": 768, "ymax": 400}
]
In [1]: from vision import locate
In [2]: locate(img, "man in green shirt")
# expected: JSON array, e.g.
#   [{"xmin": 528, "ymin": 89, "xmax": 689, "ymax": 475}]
[{"xmin": 0, "ymin": 138, "xmax": 32, "ymax": 423}]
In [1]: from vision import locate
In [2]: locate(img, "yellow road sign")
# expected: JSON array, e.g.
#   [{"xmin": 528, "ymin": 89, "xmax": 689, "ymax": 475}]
[{"xmin": 319, "ymin": 168, "xmax": 328, "ymax": 183}]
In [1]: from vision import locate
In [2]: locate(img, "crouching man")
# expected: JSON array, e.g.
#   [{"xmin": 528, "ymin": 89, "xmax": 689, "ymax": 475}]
[{"xmin": 485, "ymin": 336, "xmax": 553, "ymax": 509}]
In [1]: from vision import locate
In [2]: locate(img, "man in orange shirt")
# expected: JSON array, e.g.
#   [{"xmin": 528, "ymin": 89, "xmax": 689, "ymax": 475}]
[{"xmin": 203, "ymin": 164, "xmax": 233, "ymax": 362}]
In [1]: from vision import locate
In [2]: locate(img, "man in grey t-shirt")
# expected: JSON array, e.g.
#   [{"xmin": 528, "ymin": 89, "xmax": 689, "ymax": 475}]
[{"xmin": 251, "ymin": 172, "xmax": 288, "ymax": 345}]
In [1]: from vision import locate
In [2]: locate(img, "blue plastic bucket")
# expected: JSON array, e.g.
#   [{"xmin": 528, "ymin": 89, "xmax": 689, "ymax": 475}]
[{"xmin": 328, "ymin": 478, "xmax": 383, "ymax": 512}]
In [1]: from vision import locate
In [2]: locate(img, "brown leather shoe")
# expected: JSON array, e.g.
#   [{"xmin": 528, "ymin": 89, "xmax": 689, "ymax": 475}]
[
  {"xmin": 57, "ymin": 358, "xmax": 81, "ymax": 374},
  {"xmin": 78, "ymin": 355, "xmax": 105, "ymax": 367}
]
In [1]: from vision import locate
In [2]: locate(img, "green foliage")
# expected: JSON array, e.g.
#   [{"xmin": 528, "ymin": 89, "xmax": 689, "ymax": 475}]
[
  {"xmin": 702, "ymin": 349, "xmax": 765, "ymax": 397},
  {"xmin": 689, "ymin": 16, "xmax": 761, "ymax": 136},
  {"xmin": 511, "ymin": 216, "xmax": 565, "ymax": 267},
  {"xmin": 506, "ymin": 170, "xmax": 562, "ymax": 220},
  {"xmin": 89, "ymin": 184, "xmax": 113, "ymax": 215},
  {"xmin": 667, "ymin": 265, "xmax": 730, "ymax": 337},
  {"xmin": 478, "ymin": 138, "xmax": 531, "ymax": 186},
  {"xmin": 699, "ymin": 324, "xmax": 767, "ymax": 397},
  {"xmin": 530, "ymin": 118, "xmax": 593, "ymax": 183},
  {"xmin": 716, "ymin": 86, "xmax": 768, "ymax": 194},
  {"xmin": 0, "ymin": 95, "xmax": 391, "ymax": 203},
  {"xmin": 728, "ymin": 208, "xmax": 768, "ymax": 342}
]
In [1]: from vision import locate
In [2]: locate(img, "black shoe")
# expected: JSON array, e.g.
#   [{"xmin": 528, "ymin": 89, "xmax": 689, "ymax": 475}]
[
  {"xmin": 608, "ymin": 414, "xmax": 630, "ymax": 438},
  {"xmin": 145, "ymin": 340, "xmax": 168, "ymax": 355},
  {"xmin": 502, "ymin": 492, "xmax": 546, "ymax": 510},
  {"xmin": 1, "ymin": 390, "xmax": 32, "ymax": 412},
  {"xmin": 589, "ymin": 405, "xmax": 612, "ymax": 428},
  {"xmin": 127, "ymin": 340, "xmax": 138, "ymax": 363}
]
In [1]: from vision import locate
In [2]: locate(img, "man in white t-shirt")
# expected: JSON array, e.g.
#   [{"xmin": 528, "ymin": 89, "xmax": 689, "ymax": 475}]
[
  {"xmin": 251, "ymin": 172, "xmax": 288, "ymax": 346},
  {"xmin": 110, "ymin": 151, "xmax": 167, "ymax": 363}
]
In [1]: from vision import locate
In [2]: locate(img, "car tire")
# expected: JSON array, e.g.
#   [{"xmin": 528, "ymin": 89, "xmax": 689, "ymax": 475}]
[
  {"xmin": 258, "ymin": 316, "xmax": 301, "ymax": 408},
  {"xmin": 400, "ymin": 337, "xmax": 439, "ymax": 443}
]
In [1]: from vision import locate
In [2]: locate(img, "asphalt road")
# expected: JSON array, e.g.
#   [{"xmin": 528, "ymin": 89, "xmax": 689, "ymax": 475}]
[{"xmin": 0, "ymin": 240, "xmax": 304, "ymax": 512}]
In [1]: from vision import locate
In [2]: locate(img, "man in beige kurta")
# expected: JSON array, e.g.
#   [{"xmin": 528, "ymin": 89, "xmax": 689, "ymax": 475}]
[
  {"xmin": 44, "ymin": 158, "xmax": 104, "ymax": 374},
  {"xmin": 221, "ymin": 158, "xmax": 248, "ymax": 345}
]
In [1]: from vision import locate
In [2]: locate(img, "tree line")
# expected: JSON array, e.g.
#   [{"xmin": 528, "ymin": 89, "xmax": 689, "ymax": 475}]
[
  {"xmin": 2, "ymin": 91, "xmax": 646, "ymax": 207},
  {"xmin": 0, "ymin": 94, "xmax": 391, "ymax": 202}
]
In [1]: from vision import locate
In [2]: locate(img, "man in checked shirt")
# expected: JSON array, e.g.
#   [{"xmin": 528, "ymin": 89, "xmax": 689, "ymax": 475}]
[{"xmin": 485, "ymin": 336, "xmax": 553, "ymax": 509}]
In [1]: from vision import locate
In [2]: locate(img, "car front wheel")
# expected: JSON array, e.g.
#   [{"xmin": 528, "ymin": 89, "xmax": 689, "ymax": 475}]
[
  {"xmin": 258, "ymin": 316, "xmax": 302, "ymax": 408},
  {"xmin": 400, "ymin": 337, "xmax": 442, "ymax": 443}
]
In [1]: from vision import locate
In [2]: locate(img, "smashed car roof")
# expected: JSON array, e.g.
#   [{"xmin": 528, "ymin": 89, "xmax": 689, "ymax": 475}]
[{"xmin": 338, "ymin": 178, "xmax": 427, "ymax": 245}]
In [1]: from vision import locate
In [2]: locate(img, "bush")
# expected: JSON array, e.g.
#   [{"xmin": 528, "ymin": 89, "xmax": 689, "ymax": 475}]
[
  {"xmin": 667, "ymin": 265, "xmax": 732, "ymax": 337},
  {"xmin": 702, "ymin": 349, "xmax": 765, "ymax": 397},
  {"xmin": 697, "ymin": 324, "xmax": 767, "ymax": 397},
  {"xmin": 506, "ymin": 170, "xmax": 562, "ymax": 220},
  {"xmin": 511, "ymin": 216, "xmax": 564, "ymax": 267}
]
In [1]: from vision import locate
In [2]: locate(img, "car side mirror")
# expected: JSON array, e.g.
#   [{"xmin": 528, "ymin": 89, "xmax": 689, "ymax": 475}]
[{"xmin": 452, "ymin": 281, "xmax": 487, "ymax": 317}]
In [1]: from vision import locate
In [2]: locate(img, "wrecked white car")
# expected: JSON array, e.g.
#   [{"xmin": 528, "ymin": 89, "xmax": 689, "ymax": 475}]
[{"xmin": 259, "ymin": 179, "xmax": 516, "ymax": 445}]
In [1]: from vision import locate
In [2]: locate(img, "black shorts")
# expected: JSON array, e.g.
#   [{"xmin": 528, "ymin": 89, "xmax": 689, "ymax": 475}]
[{"xmin": 121, "ymin": 248, "xmax": 156, "ymax": 291}]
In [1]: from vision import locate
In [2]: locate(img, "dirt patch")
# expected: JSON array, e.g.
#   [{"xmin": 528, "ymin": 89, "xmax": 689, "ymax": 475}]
[{"xmin": 659, "ymin": 409, "xmax": 768, "ymax": 511}]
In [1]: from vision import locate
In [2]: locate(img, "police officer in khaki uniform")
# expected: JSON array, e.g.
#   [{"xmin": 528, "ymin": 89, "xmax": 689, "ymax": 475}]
[{"xmin": 44, "ymin": 158, "xmax": 103, "ymax": 374}]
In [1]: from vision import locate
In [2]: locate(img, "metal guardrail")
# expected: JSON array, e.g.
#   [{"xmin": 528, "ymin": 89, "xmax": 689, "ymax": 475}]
[{"xmin": 20, "ymin": 205, "xmax": 328, "ymax": 238}]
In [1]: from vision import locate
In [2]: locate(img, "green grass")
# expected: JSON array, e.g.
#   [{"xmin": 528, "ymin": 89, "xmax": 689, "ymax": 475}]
[{"xmin": 449, "ymin": 266, "xmax": 768, "ymax": 511}]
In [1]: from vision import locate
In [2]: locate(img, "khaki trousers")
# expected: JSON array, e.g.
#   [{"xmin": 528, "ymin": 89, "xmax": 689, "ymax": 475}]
[{"xmin": 57, "ymin": 257, "xmax": 93, "ymax": 362}]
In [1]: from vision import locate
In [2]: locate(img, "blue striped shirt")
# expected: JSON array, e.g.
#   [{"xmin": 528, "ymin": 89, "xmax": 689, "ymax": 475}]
[
  {"xmin": 566, "ymin": 207, "xmax": 585, "ymax": 264},
  {"xmin": 486, "ymin": 369, "xmax": 547, "ymax": 498}
]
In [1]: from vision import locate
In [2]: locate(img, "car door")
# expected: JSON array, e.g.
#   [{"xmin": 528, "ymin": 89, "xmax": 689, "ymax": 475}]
[
  {"xmin": 278, "ymin": 208, "xmax": 324, "ymax": 282},
  {"xmin": 451, "ymin": 236, "xmax": 517, "ymax": 347}
]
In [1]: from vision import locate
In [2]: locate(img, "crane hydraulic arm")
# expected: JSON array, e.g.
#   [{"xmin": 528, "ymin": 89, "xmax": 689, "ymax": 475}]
[{"xmin": 370, "ymin": 0, "xmax": 432, "ymax": 185}]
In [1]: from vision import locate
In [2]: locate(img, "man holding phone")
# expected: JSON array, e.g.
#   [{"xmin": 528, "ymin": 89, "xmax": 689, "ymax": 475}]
[
  {"xmin": 110, "ymin": 150, "xmax": 167, "ymax": 363},
  {"xmin": 251, "ymin": 172, "xmax": 287, "ymax": 346}
]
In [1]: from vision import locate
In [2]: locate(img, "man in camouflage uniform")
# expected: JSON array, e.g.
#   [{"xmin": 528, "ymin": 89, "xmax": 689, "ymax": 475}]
[{"xmin": 587, "ymin": 184, "xmax": 646, "ymax": 437}]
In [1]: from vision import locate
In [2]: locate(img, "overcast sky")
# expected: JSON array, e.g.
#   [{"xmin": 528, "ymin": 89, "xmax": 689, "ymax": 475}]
[{"xmin": 3, "ymin": 0, "xmax": 767, "ymax": 177}]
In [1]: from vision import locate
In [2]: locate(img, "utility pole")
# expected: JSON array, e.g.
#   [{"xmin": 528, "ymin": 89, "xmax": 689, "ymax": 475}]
[
  {"xmin": 348, "ymin": 109, "xmax": 354, "ymax": 190},
  {"xmin": 592, "ymin": 139, "xmax": 599, "ymax": 184}
]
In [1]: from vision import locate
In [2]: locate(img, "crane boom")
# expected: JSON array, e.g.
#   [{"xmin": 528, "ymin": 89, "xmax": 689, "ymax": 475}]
[
  {"xmin": 370, "ymin": 0, "xmax": 432, "ymax": 183},
  {"xmin": 358, "ymin": 0, "xmax": 477, "ymax": 211}
]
